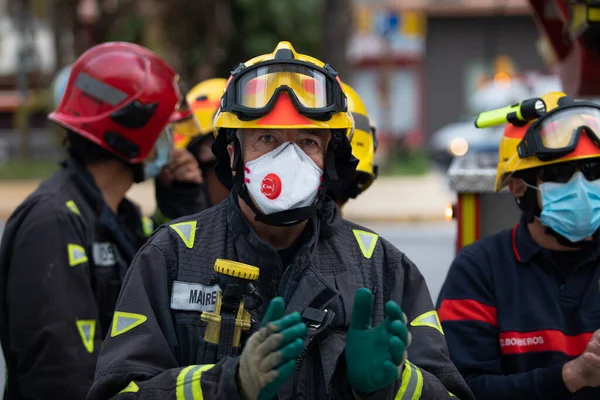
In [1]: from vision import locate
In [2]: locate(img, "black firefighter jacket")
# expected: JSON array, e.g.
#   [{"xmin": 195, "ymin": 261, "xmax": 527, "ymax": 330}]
[
  {"xmin": 87, "ymin": 191, "xmax": 474, "ymax": 400},
  {"xmin": 0, "ymin": 156, "xmax": 205, "ymax": 400}
]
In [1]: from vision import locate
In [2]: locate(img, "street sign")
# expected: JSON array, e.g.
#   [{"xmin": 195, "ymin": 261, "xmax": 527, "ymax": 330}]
[{"xmin": 375, "ymin": 10, "xmax": 399, "ymax": 37}]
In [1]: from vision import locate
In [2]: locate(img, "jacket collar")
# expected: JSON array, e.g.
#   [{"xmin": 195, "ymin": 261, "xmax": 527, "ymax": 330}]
[
  {"xmin": 511, "ymin": 215, "xmax": 543, "ymax": 264},
  {"xmin": 512, "ymin": 215, "xmax": 600, "ymax": 267},
  {"xmin": 62, "ymin": 155, "xmax": 143, "ymax": 261},
  {"xmin": 63, "ymin": 155, "xmax": 140, "ymax": 218}
]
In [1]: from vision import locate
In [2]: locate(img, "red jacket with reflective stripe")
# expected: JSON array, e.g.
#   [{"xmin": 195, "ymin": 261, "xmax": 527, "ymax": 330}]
[{"xmin": 437, "ymin": 217, "xmax": 600, "ymax": 400}]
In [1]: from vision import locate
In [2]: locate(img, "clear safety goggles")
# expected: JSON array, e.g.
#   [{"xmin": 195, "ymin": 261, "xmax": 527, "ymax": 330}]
[
  {"xmin": 145, "ymin": 126, "xmax": 174, "ymax": 163},
  {"xmin": 220, "ymin": 60, "xmax": 347, "ymax": 121},
  {"xmin": 160, "ymin": 125, "xmax": 174, "ymax": 148},
  {"xmin": 517, "ymin": 104, "xmax": 600, "ymax": 162}
]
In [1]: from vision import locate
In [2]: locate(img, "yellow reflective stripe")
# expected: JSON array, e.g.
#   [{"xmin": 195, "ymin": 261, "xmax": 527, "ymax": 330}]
[
  {"xmin": 65, "ymin": 200, "xmax": 81, "ymax": 216},
  {"xmin": 397, "ymin": 362, "xmax": 413, "ymax": 398},
  {"xmin": 67, "ymin": 244, "xmax": 88, "ymax": 266},
  {"xmin": 395, "ymin": 361, "xmax": 423, "ymax": 400},
  {"xmin": 170, "ymin": 221, "xmax": 197, "ymax": 249},
  {"xmin": 449, "ymin": 392, "xmax": 455, "ymax": 397},
  {"xmin": 176, "ymin": 366, "xmax": 196, "ymax": 399},
  {"xmin": 352, "ymin": 229, "xmax": 379, "ymax": 259},
  {"xmin": 191, "ymin": 365, "xmax": 212, "ymax": 400},
  {"xmin": 111, "ymin": 311, "xmax": 147, "ymax": 337},
  {"xmin": 142, "ymin": 216, "xmax": 154, "ymax": 237},
  {"xmin": 176, "ymin": 364, "xmax": 215, "ymax": 400},
  {"xmin": 119, "ymin": 381, "xmax": 140, "ymax": 393},
  {"xmin": 410, "ymin": 310, "xmax": 444, "ymax": 335},
  {"xmin": 75, "ymin": 319, "xmax": 96, "ymax": 353}
]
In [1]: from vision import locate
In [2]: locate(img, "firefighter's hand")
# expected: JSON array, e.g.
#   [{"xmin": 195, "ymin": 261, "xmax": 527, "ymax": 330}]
[
  {"xmin": 346, "ymin": 288, "xmax": 411, "ymax": 396},
  {"xmin": 563, "ymin": 329, "xmax": 600, "ymax": 392},
  {"xmin": 159, "ymin": 149, "xmax": 202, "ymax": 185},
  {"xmin": 238, "ymin": 297, "xmax": 307, "ymax": 400}
]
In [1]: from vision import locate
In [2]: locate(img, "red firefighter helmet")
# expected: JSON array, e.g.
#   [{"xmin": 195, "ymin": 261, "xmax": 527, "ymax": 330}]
[{"xmin": 48, "ymin": 42, "xmax": 180, "ymax": 164}]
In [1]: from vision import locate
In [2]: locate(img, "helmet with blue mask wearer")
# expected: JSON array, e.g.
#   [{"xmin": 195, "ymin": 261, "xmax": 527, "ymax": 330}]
[
  {"xmin": 144, "ymin": 127, "xmax": 173, "ymax": 180},
  {"xmin": 489, "ymin": 92, "xmax": 600, "ymax": 246},
  {"xmin": 537, "ymin": 171, "xmax": 600, "ymax": 243}
]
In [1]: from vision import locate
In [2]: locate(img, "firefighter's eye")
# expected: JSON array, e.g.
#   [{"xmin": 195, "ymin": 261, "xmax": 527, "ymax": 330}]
[
  {"xmin": 259, "ymin": 134, "xmax": 274, "ymax": 143},
  {"xmin": 299, "ymin": 138, "xmax": 317, "ymax": 147}
]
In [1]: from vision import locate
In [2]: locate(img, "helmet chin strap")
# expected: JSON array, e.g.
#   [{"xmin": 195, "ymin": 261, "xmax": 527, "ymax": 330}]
[{"xmin": 230, "ymin": 136, "xmax": 340, "ymax": 227}]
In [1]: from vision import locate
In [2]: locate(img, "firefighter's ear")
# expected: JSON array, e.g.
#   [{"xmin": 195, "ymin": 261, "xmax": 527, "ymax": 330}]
[{"xmin": 508, "ymin": 178, "xmax": 527, "ymax": 197}]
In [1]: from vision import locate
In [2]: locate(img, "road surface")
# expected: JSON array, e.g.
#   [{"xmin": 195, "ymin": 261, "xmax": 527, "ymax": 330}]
[{"xmin": 0, "ymin": 220, "xmax": 456, "ymax": 396}]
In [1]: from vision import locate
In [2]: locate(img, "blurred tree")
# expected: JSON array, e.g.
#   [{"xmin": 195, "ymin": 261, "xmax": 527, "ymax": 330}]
[
  {"xmin": 322, "ymin": 0, "xmax": 352, "ymax": 79},
  {"xmin": 159, "ymin": 0, "xmax": 323, "ymax": 85},
  {"xmin": 24, "ymin": 0, "xmax": 349, "ymax": 89},
  {"xmin": 160, "ymin": 0, "xmax": 233, "ymax": 83}
]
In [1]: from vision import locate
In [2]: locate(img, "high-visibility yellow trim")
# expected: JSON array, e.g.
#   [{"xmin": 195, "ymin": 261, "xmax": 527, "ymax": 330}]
[
  {"xmin": 397, "ymin": 361, "xmax": 413, "ymax": 397},
  {"xmin": 68, "ymin": 244, "xmax": 88, "ymax": 266},
  {"xmin": 589, "ymin": 7, "xmax": 600, "ymax": 22},
  {"xmin": 119, "ymin": 381, "xmax": 140, "ymax": 393},
  {"xmin": 410, "ymin": 311, "xmax": 444, "ymax": 335},
  {"xmin": 110, "ymin": 311, "xmax": 148, "ymax": 337},
  {"xmin": 75, "ymin": 319, "xmax": 96, "ymax": 353},
  {"xmin": 459, "ymin": 193, "xmax": 477, "ymax": 248},
  {"xmin": 170, "ymin": 221, "xmax": 197, "ymax": 249},
  {"xmin": 176, "ymin": 364, "xmax": 215, "ymax": 400},
  {"xmin": 153, "ymin": 208, "xmax": 171, "ymax": 226},
  {"xmin": 65, "ymin": 200, "xmax": 81, "ymax": 216},
  {"xmin": 352, "ymin": 229, "xmax": 379, "ymax": 259},
  {"xmin": 142, "ymin": 216, "xmax": 154, "ymax": 237},
  {"xmin": 395, "ymin": 361, "xmax": 423, "ymax": 400}
]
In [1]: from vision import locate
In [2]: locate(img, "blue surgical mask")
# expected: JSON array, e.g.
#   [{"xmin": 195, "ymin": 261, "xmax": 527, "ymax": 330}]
[
  {"xmin": 538, "ymin": 171, "xmax": 600, "ymax": 242},
  {"xmin": 144, "ymin": 130, "xmax": 172, "ymax": 180}
]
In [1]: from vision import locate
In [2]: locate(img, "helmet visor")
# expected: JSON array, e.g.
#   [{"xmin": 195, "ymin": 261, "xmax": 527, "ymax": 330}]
[
  {"xmin": 223, "ymin": 60, "xmax": 347, "ymax": 121},
  {"xmin": 238, "ymin": 64, "xmax": 329, "ymax": 109},
  {"xmin": 519, "ymin": 106, "xmax": 600, "ymax": 161},
  {"xmin": 538, "ymin": 107, "xmax": 600, "ymax": 149}
]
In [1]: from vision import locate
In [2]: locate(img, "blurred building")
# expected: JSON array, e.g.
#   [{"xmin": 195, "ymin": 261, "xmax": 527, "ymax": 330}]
[
  {"xmin": 347, "ymin": 2, "xmax": 426, "ymax": 154},
  {"xmin": 0, "ymin": 0, "xmax": 55, "ymax": 121},
  {"xmin": 348, "ymin": 0, "xmax": 548, "ymax": 150}
]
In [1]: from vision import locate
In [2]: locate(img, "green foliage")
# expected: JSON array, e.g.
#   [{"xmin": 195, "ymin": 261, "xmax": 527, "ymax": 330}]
[
  {"xmin": 381, "ymin": 150, "xmax": 430, "ymax": 176},
  {"xmin": 235, "ymin": 0, "xmax": 322, "ymax": 59},
  {"xmin": 0, "ymin": 159, "xmax": 59, "ymax": 180},
  {"xmin": 105, "ymin": 15, "xmax": 144, "ymax": 44}
]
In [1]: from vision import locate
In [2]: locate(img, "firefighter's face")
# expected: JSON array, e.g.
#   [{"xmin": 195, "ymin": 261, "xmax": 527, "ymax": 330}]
[{"xmin": 228, "ymin": 128, "xmax": 331, "ymax": 169}]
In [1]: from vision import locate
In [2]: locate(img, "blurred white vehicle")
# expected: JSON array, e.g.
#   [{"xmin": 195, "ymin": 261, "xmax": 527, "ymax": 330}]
[{"xmin": 430, "ymin": 71, "xmax": 562, "ymax": 168}]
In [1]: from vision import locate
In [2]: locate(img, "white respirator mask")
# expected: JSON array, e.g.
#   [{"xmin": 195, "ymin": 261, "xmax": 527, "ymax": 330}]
[{"xmin": 244, "ymin": 142, "xmax": 323, "ymax": 215}]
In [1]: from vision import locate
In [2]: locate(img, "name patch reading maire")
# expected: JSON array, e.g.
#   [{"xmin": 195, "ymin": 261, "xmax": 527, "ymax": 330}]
[{"xmin": 170, "ymin": 281, "xmax": 221, "ymax": 312}]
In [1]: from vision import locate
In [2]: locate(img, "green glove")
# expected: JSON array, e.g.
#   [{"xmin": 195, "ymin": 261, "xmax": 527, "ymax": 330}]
[
  {"xmin": 345, "ymin": 288, "xmax": 411, "ymax": 395},
  {"xmin": 238, "ymin": 297, "xmax": 308, "ymax": 400}
]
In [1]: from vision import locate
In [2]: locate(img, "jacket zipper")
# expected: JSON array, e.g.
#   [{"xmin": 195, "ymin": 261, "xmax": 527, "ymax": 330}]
[
  {"xmin": 292, "ymin": 338, "xmax": 316, "ymax": 396},
  {"xmin": 277, "ymin": 264, "xmax": 293, "ymax": 296}
]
